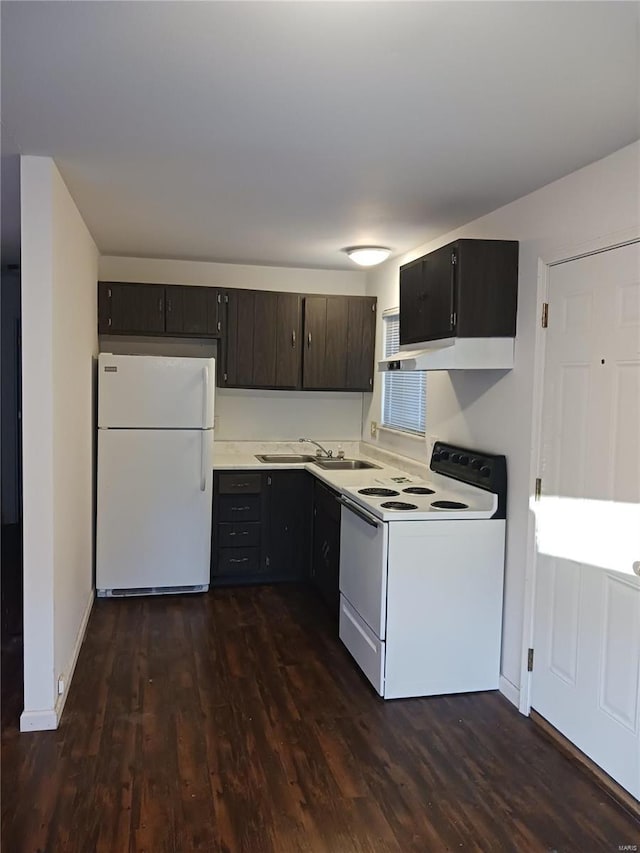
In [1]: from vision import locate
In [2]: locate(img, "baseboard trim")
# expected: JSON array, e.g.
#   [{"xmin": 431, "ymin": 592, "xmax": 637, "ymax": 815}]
[
  {"xmin": 20, "ymin": 708, "xmax": 58, "ymax": 732},
  {"xmin": 499, "ymin": 675, "xmax": 520, "ymax": 708},
  {"xmin": 54, "ymin": 589, "xmax": 95, "ymax": 724},
  {"xmin": 530, "ymin": 709, "xmax": 640, "ymax": 820}
]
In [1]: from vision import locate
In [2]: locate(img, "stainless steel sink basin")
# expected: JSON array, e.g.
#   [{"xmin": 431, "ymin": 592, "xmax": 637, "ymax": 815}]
[
  {"xmin": 255, "ymin": 454, "xmax": 317, "ymax": 463},
  {"xmin": 312, "ymin": 459, "xmax": 381, "ymax": 470}
]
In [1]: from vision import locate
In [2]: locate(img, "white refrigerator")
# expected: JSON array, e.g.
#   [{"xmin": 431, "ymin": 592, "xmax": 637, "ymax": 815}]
[{"xmin": 96, "ymin": 354, "xmax": 215, "ymax": 596}]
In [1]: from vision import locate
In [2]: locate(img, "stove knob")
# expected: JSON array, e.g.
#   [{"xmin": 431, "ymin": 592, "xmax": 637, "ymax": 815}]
[
  {"xmin": 451, "ymin": 453, "xmax": 460, "ymax": 463},
  {"xmin": 471, "ymin": 458, "xmax": 482, "ymax": 470},
  {"xmin": 459, "ymin": 455, "xmax": 469, "ymax": 466},
  {"xmin": 440, "ymin": 451, "xmax": 450, "ymax": 461},
  {"xmin": 480, "ymin": 466, "xmax": 491, "ymax": 478}
]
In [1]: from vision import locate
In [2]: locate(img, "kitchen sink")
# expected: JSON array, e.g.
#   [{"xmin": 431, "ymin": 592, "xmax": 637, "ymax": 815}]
[
  {"xmin": 255, "ymin": 454, "xmax": 317, "ymax": 463},
  {"xmin": 312, "ymin": 459, "xmax": 381, "ymax": 470}
]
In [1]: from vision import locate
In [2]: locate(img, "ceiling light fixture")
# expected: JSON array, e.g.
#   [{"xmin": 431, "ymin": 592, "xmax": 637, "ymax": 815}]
[{"xmin": 344, "ymin": 246, "xmax": 391, "ymax": 267}]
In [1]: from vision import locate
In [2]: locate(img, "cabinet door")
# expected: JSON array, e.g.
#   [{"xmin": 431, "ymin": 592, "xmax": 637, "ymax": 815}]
[
  {"xmin": 346, "ymin": 297, "xmax": 376, "ymax": 390},
  {"xmin": 99, "ymin": 282, "xmax": 165, "ymax": 335},
  {"xmin": 165, "ymin": 285, "xmax": 209, "ymax": 336},
  {"xmin": 207, "ymin": 288, "xmax": 227, "ymax": 338},
  {"xmin": 275, "ymin": 293, "xmax": 302, "ymax": 388},
  {"xmin": 252, "ymin": 291, "xmax": 278, "ymax": 387},
  {"xmin": 265, "ymin": 471, "xmax": 312, "ymax": 580},
  {"xmin": 232, "ymin": 289, "xmax": 256, "ymax": 386},
  {"xmin": 399, "ymin": 244, "xmax": 455, "ymax": 345},
  {"xmin": 302, "ymin": 296, "xmax": 349, "ymax": 390},
  {"xmin": 311, "ymin": 480, "xmax": 341, "ymax": 618}
]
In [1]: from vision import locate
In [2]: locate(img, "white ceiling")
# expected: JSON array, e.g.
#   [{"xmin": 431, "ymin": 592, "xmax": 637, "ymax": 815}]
[{"xmin": 2, "ymin": 1, "xmax": 639, "ymax": 270}]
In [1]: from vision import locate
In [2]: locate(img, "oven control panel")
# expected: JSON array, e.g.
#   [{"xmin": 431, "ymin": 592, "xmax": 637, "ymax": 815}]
[{"xmin": 431, "ymin": 442, "xmax": 507, "ymax": 518}]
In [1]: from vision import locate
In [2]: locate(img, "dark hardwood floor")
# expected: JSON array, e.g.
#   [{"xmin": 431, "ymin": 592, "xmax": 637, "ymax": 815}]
[{"xmin": 2, "ymin": 585, "xmax": 638, "ymax": 852}]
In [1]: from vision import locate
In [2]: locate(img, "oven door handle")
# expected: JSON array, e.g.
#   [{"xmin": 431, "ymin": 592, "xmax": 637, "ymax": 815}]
[{"xmin": 338, "ymin": 496, "xmax": 381, "ymax": 529}]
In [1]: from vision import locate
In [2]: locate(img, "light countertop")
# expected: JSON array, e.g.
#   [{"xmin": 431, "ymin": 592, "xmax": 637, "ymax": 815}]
[{"xmin": 212, "ymin": 440, "xmax": 430, "ymax": 492}]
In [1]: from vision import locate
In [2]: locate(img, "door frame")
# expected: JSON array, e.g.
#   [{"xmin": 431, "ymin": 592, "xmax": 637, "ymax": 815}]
[{"xmin": 518, "ymin": 226, "xmax": 640, "ymax": 716}]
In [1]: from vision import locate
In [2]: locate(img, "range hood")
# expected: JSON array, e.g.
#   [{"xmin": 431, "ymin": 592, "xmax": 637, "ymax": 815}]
[{"xmin": 378, "ymin": 337, "xmax": 514, "ymax": 372}]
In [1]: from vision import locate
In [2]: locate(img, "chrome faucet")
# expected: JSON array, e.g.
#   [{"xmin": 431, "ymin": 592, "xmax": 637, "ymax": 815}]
[{"xmin": 299, "ymin": 437, "xmax": 333, "ymax": 458}]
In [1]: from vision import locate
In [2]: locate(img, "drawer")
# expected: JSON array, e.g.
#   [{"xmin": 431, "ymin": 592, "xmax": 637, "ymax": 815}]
[
  {"xmin": 339, "ymin": 594, "xmax": 385, "ymax": 697},
  {"xmin": 218, "ymin": 495, "xmax": 261, "ymax": 522},
  {"xmin": 214, "ymin": 547, "xmax": 263, "ymax": 577},
  {"xmin": 217, "ymin": 522, "xmax": 260, "ymax": 548},
  {"xmin": 218, "ymin": 472, "xmax": 262, "ymax": 494}
]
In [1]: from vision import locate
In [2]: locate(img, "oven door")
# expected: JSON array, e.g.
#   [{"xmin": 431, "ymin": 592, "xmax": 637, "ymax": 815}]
[{"xmin": 338, "ymin": 497, "xmax": 388, "ymax": 638}]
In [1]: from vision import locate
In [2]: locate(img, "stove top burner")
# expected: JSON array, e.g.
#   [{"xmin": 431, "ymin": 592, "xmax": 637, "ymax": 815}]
[
  {"xmin": 431, "ymin": 500, "xmax": 469, "ymax": 510},
  {"xmin": 380, "ymin": 501, "xmax": 419, "ymax": 510},
  {"xmin": 358, "ymin": 487, "xmax": 400, "ymax": 497},
  {"xmin": 402, "ymin": 486, "xmax": 435, "ymax": 495}
]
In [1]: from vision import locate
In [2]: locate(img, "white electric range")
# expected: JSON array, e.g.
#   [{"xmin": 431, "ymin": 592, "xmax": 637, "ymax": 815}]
[{"xmin": 337, "ymin": 441, "xmax": 507, "ymax": 699}]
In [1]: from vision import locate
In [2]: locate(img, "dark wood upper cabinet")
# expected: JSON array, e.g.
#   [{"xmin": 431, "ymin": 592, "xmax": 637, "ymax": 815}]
[
  {"xmin": 399, "ymin": 239, "xmax": 518, "ymax": 346},
  {"xmin": 98, "ymin": 282, "xmax": 165, "ymax": 335},
  {"xmin": 302, "ymin": 295, "xmax": 375, "ymax": 391},
  {"xmin": 98, "ymin": 280, "xmax": 377, "ymax": 393},
  {"xmin": 225, "ymin": 290, "xmax": 302, "ymax": 390},
  {"xmin": 346, "ymin": 296, "xmax": 376, "ymax": 391},
  {"xmin": 99, "ymin": 281, "xmax": 226, "ymax": 339},
  {"xmin": 165, "ymin": 285, "xmax": 209, "ymax": 336},
  {"xmin": 275, "ymin": 293, "xmax": 302, "ymax": 389}
]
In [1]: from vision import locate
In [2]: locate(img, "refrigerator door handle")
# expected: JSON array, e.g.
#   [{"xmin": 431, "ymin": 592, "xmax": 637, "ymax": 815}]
[
  {"xmin": 202, "ymin": 366, "xmax": 210, "ymax": 428},
  {"xmin": 200, "ymin": 432, "xmax": 207, "ymax": 492}
]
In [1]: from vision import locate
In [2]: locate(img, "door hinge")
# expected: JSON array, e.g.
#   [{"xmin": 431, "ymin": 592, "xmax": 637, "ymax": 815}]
[
  {"xmin": 450, "ymin": 311, "xmax": 457, "ymax": 327},
  {"xmin": 535, "ymin": 477, "xmax": 542, "ymax": 501},
  {"xmin": 527, "ymin": 648, "xmax": 534, "ymax": 672},
  {"xmin": 265, "ymin": 556, "xmax": 270, "ymax": 567},
  {"xmin": 541, "ymin": 302, "xmax": 549, "ymax": 328}
]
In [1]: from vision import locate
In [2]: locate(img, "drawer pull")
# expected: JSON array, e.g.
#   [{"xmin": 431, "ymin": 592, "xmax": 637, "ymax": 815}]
[
  {"xmin": 230, "ymin": 506, "xmax": 251, "ymax": 512},
  {"xmin": 229, "ymin": 557, "xmax": 249, "ymax": 564},
  {"xmin": 229, "ymin": 531, "xmax": 249, "ymax": 537},
  {"xmin": 233, "ymin": 483, "xmax": 251, "ymax": 488}
]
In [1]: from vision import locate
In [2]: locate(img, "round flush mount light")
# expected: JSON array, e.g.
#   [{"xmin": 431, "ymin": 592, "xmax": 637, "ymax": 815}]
[{"xmin": 344, "ymin": 246, "xmax": 391, "ymax": 267}]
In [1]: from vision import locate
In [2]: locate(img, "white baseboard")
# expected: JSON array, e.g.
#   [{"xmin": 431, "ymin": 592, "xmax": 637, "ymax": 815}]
[
  {"xmin": 499, "ymin": 675, "xmax": 520, "ymax": 709},
  {"xmin": 20, "ymin": 708, "xmax": 58, "ymax": 732},
  {"xmin": 54, "ymin": 589, "xmax": 95, "ymax": 724}
]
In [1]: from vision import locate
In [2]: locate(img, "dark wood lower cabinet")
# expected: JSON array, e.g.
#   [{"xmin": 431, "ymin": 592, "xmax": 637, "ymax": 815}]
[
  {"xmin": 310, "ymin": 479, "xmax": 341, "ymax": 618},
  {"xmin": 211, "ymin": 470, "xmax": 312, "ymax": 586},
  {"xmin": 265, "ymin": 471, "xmax": 312, "ymax": 581}
]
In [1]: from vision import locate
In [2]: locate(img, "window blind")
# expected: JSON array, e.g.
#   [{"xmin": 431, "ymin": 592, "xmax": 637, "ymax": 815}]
[{"xmin": 382, "ymin": 314, "xmax": 426, "ymax": 435}]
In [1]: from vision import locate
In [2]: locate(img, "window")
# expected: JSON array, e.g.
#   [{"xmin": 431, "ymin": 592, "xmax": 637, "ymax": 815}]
[{"xmin": 382, "ymin": 312, "xmax": 426, "ymax": 435}]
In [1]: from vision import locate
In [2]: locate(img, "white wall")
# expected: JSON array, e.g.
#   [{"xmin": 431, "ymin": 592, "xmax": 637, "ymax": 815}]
[
  {"xmin": 364, "ymin": 141, "xmax": 640, "ymax": 698},
  {"xmin": 98, "ymin": 256, "xmax": 368, "ymax": 441},
  {"xmin": 20, "ymin": 156, "xmax": 98, "ymax": 730}
]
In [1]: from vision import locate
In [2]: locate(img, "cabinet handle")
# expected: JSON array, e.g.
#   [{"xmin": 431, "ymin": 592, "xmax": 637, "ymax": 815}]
[
  {"xmin": 229, "ymin": 557, "xmax": 249, "ymax": 564},
  {"xmin": 217, "ymin": 321, "xmax": 222, "ymax": 332},
  {"xmin": 307, "ymin": 332, "xmax": 312, "ymax": 347},
  {"xmin": 107, "ymin": 318, "xmax": 112, "ymax": 328},
  {"xmin": 158, "ymin": 297, "xmax": 163, "ymax": 313},
  {"xmin": 231, "ymin": 506, "xmax": 251, "ymax": 512},
  {"xmin": 233, "ymin": 482, "xmax": 251, "ymax": 488},
  {"xmin": 229, "ymin": 531, "xmax": 249, "ymax": 537},
  {"xmin": 107, "ymin": 287, "xmax": 112, "ymax": 298},
  {"xmin": 167, "ymin": 297, "xmax": 172, "ymax": 313},
  {"xmin": 292, "ymin": 329, "xmax": 296, "ymax": 347},
  {"xmin": 450, "ymin": 252, "xmax": 456, "ymax": 329}
]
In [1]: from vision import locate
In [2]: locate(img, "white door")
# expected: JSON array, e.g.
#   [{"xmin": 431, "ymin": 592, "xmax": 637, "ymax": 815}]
[
  {"xmin": 96, "ymin": 428, "xmax": 213, "ymax": 592},
  {"xmin": 98, "ymin": 354, "xmax": 215, "ymax": 428},
  {"xmin": 532, "ymin": 241, "xmax": 640, "ymax": 797}
]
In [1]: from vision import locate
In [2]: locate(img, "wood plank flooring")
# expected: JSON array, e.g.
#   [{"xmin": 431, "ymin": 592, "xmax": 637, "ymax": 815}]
[{"xmin": 2, "ymin": 585, "xmax": 639, "ymax": 852}]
